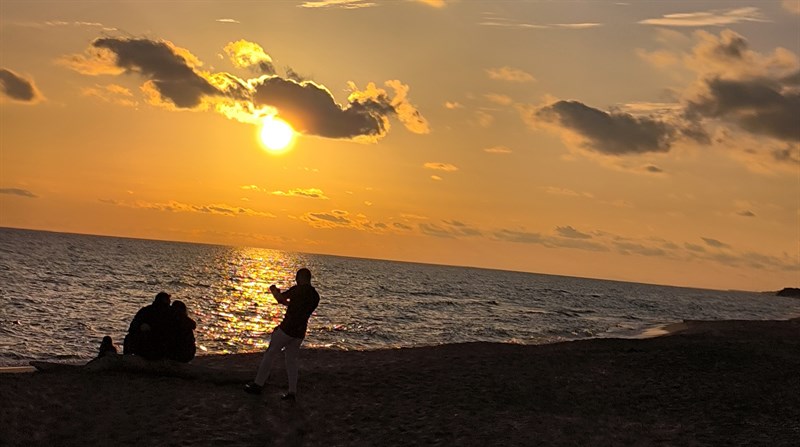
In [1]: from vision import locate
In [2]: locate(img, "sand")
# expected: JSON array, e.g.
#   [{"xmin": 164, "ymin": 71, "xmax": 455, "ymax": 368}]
[{"xmin": 1, "ymin": 318, "xmax": 799, "ymax": 446}]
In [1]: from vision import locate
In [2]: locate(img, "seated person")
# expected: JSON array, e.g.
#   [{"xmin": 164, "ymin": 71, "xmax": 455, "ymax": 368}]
[
  {"xmin": 123, "ymin": 291, "xmax": 172, "ymax": 360},
  {"xmin": 97, "ymin": 335, "xmax": 118, "ymax": 358},
  {"xmin": 167, "ymin": 300, "xmax": 197, "ymax": 363}
]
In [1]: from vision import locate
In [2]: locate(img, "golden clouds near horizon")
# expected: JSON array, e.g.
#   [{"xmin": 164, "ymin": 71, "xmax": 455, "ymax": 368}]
[{"xmin": 259, "ymin": 115, "xmax": 295, "ymax": 152}]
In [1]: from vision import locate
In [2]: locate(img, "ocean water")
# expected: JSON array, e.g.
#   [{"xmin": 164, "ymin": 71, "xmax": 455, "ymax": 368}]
[{"xmin": 1, "ymin": 227, "xmax": 798, "ymax": 366}]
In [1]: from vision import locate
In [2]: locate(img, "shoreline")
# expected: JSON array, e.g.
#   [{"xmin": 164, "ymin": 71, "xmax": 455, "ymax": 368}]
[
  {"xmin": 2, "ymin": 315, "xmax": 798, "ymax": 371},
  {"xmin": 2, "ymin": 318, "xmax": 799, "ymax": 446}
]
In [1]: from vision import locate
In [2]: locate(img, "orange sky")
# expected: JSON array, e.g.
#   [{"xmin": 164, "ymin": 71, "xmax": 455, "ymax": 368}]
[{"xmin": 1, "ymin": 0, "xmax": 798, "ymax": 291}]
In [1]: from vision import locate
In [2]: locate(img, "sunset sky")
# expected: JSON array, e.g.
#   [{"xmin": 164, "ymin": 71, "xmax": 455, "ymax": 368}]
[{"xmin": 1, "ymin": 0, "xmax": 798, "ymax": 291}]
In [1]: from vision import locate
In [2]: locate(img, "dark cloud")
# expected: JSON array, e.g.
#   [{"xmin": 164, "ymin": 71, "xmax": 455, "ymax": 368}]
[
  {"xmin": 701, "ymin": 237, "xmax": 730, "ymax": 248},
  {"xmin": 0, "ymin": 69, "xmax": 41, "ymax": 102},
  {"xmin": 555, "ymin": 225, "xmax": 592, "ymax": 239},
  {"xmin": 684, "ymin": 242, "xmax": 706, "ymax": 252},
  {"xmin": 537, "ymin": 100, "xmax": 678, "ymax": 155},
  {"xmin": 251, "ymin": 77, "xmax": 390, "ymax": 139},
  {"xmin": 687, "ymin": 77, "xmax": 800, "ymax": 142},
  {"xmin": 307, "ymin": 212, "xmax": 351, "ymax": 225},
  {"xmin": 67, "ymin": 37, "xmax": 427, "ymax": 141},
  {"xmin": 90, "ymin": 38, "xmax": 221, "ymax": 108},
  {"xmin": 0, "ymin": 188, "xmax": 38, "ymax": 198},
  {"xmin": 393, "ymin": 222, "xmax": 413, "ymax": 231},
  {"xmin": 644, "ymin": 165, "xmax": 664, "ymax": 173},
  {"xmin": 782, "ymin": 70, "xmax": 800, "ymax": 85},
  {"xmin": 736, "ymin": 210, "xmax": 756, "ymax": 217},
  {"xmin": 250, "ymin": 77, "xmax": 428, "ymax": 140}
]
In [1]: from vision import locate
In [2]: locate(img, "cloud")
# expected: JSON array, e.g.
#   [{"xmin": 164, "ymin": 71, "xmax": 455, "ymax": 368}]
[
  {"xmin": 479, "ymin": 15, "xmax": 602, "ymax": 30},
  {"xmin": 701, "ymin": 237, "xmax": 731, "ymax": 248},
  {"xmin": 613, "ymin": 241, "xmax": 667, "ymax": 257},
  {"xmin": 543, "ymin": 186, "xmax": 594, "ymax": 198},
  {"xmin": 0, "ymin": 188, "xmax": 38, "ymax": 198},
  {"xmin": 785, "ymin": 0, "xmax": 800, "ymax": 14},
  {"xmin": 484, "ymin": 145, "xmax": 512, "ymax": 154},
  {"xmin": 681, "ymin": 30, "xmax": 800, "ymax": 143},
  {"xmin": 271, "ymin": 188, "xmax": 329, "ymax": 199},
  {"xmin": 486, "ymin": 66, "xmax": 535, "ymax": 82},
  {"xmin": 639, "ymin": 7, "xmax": 768, "ymax": 27},
  {"xmin": 423, "ymin": 162, "xmax": 458, "ymax": 172},
  {"xmin": 737, "ymin": 210, "xmax": 756, "ymax": 217},
  {"xmin": 430, "ymin": 175, "xmax": 442, "ymax": 181},
  {"xmin": 0, "ymin": 69, "xmax": 43, "ymax": 103},
  {"xmin": 101, "ymin": 199, "xmax": 275, "ymax": 217},
  {"xmin": 81, "ymin": 84, "xmax": 137, "ymax": 106},
  {"xmin": 444, "ymin": 101, "xmax": 463, "ymax": 109},
  {"xmin": 44, "ymin": 20, "xmax": 106, "ymax": 28},
  {"xmin": 684, "ymin": 243, "xmax": 706, "ymax": 252},
  {"xmin": 64, "ymin": 36, "xmax": 428, "ymax": 142},
  {"xmin": 299, "ymin": 0, "xmax": 376, "ymax": 8},
  {"xmin": 473, "ymin": 110, "xmax": 494, "ymax": 128},
  {"xmin": 643, "ymin": 164, "xmax": 664, "ymax": 173},
  {"xmin": 555, "ymin": 225, "xmax": 592, "ymax": 239},
  {"xmin": 216, "ymin": 19, "xmax": 240, "ymax": 23},
  {"xmin": 686, "ymin": 77, "xmax": 800, "ymax": 142},
  {"xmin": 534, "ymin": 100, "xmax": 679, "ymax": 155},
  {"xmin": 246, "ymin": 77, "xmax": 429, "ymax": 140},
  {"xmin": 420, "ymin": 221, "xmax": 481, "ymax": 238},
  {"xmin": 63, "ymin": 37, "xmax": 221, "ymax": 108},
  {"xmin": 393, "ymin": 222, "xmax": 413, "ymax": 231},
  {"xmin": 493, "ymin": 228, "xmax": 609, "ymax": 252},
  {"xmin": 224, "ymin": 40, "xmax": 275, "ymax": 75},
  {"xmin": 484, "ymin": 93, "xmax": 513, "ymax": 105},
  {"xmin": 306, "ymin": 211, "xmax": 351, "ymax": 225}
]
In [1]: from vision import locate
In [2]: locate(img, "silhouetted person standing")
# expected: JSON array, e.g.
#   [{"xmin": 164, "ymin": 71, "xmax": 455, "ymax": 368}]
[
  {"xmin": 167, "ymin": 300, "xmax": 197, "ymax": 363},
  {"xmin": 123, "ymin": 291, "xmax": 172, "ymax": 360},
  {"xmin": 244, "ymin": 268, "xmax": 320, "ymax": 400}
]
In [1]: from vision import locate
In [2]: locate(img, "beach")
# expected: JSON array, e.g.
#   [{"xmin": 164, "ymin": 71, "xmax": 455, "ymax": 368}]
[{"xmin": 1, "ymin": 318, "xmax": 799, "ymax": 446}]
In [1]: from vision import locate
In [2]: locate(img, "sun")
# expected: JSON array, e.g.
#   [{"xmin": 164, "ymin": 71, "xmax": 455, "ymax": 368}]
[{"xmin": 259, "ymin": 116, "xmax": 295, "ymax": 152}]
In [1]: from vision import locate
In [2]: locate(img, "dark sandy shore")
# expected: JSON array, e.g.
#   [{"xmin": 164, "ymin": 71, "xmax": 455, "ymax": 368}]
[{"xmin": 1, "ymin": 318, "xmax": 799, "ymax": 446}]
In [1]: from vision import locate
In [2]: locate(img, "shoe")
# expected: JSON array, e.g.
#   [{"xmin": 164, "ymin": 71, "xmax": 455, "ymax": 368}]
[
  {"xmin": 244, "ymin": 382, "xmax": 263, "ymax": 395},
  {"xmin": 280, "ymin": 392, "xmax": 296, "ymax": 401}
]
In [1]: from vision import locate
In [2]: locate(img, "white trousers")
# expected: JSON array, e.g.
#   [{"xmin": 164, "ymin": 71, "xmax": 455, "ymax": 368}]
[{"xmin": 254, "ymin": 327, "xmax": 304, "ymax": 393}]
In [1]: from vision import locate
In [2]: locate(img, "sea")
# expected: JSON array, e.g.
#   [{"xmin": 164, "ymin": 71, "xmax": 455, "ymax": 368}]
[{"xmin": 1, "ymin": 227, "xmax": 798, "ymax": 367}]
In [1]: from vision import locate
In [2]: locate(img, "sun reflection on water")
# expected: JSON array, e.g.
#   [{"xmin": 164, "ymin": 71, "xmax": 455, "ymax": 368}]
[{"xmin": 195, "ymin": 247, "xmax": 307, "ymax": 354}]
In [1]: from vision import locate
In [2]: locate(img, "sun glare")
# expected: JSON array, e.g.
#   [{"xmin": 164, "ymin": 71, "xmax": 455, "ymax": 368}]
[{"xmin": 259, "ymin": 116, "xmax": 294, "ymax": 152}]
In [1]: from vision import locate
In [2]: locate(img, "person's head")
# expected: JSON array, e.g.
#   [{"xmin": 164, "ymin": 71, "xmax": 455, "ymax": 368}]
[
  {"xmin": 295, "ymin": 268, "xmax": 312, "ymax": 285},
  {"xmin": 101, "ymin": 336, "xmax": 113, "ymax": 346},
  {"xmin": 171, "ymin": 300, "xmax": 188, "ymax": 317},
  {"xmin": 154, "ymin": 291, "xmax": 171, "ymax": 307}
]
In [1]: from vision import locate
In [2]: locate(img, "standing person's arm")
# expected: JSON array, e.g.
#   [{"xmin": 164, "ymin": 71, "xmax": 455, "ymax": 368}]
[{"xmin": 269, "ymin": 285, "xmax": 290, "ymax": 305}]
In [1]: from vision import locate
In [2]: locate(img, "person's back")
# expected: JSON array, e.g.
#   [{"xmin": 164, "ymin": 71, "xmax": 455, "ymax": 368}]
[
  {"xmin": 279, "ymin": 283, "xmax": 320, "ymax": 339},
  {"xmin": 167, "ymin": 300, "xmax": 197, "ymax": 363},
  {"xmin": 123, "ymin": 291, "xmax": 172, "ymax": 359}
]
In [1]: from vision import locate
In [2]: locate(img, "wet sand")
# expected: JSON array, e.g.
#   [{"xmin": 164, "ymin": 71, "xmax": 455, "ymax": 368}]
[{"xmin": 1, "ymin": 318, "xmax": 799, "ymax": 446}]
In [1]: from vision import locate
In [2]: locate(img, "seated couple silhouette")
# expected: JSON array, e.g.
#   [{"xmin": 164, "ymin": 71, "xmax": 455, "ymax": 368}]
[{"xmin": 112, "ymin": 291, "xmax": 197, "ymax": 363}]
